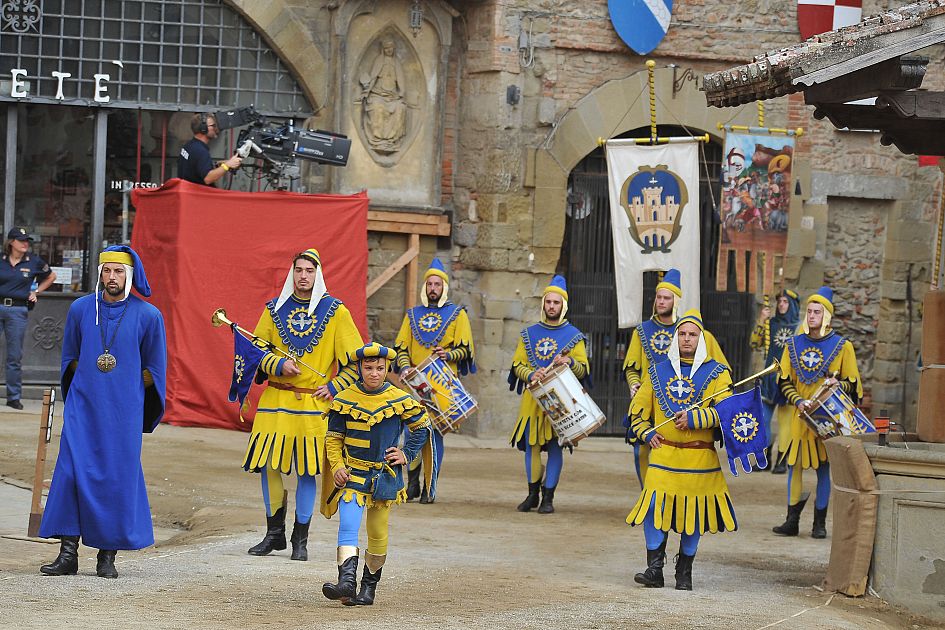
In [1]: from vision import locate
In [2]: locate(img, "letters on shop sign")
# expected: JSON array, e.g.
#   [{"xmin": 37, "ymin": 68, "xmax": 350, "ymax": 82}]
[{"xmin": 8, "ymin": 69, "xmax": 112, "ymax": 103}]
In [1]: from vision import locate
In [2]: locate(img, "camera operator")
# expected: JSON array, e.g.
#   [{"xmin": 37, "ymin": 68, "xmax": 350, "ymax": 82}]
[{"xmin": 178, "ymin": 113, "xmax": 242, "ymax": 186}]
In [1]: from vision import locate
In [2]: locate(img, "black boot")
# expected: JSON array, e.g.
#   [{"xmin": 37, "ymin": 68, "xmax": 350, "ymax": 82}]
[
  {"xmin": 634, "ymin": 539, "xmax": 666, "ymax": 588},
  {"xmin": 516, "ymin": 481, "xmax": 541, "ymax": 512},
  {"xmin": 674, "ymin": 552, "xmax": 695, "ymax": 590},
  {"xmin": 771, "ymin": 451, "xmax": 787, "ymax": 475},
  {"xmin": 406, "ymin": 465, "xmax": 421, "ymax": 501},
  {"xmin": 289, "ymin": 518, "xmax": 309, "ymax": 561},
  {"xmin": 419, "ymin": 485, "xmax": 434, "ymax": 504},
  {"xmin": 40, "ymin": 536, "xmax": 79, "ymax": 576},
  {"xmin": 322, "ymin": 547, "xmax": 359, "ymax": 601},
  {"xmin": 247, "ymin": 506, "xmax": 287, "ymax": 556},
  {"xmin": 812, "ymin": 507, "xmax": 828, "ymax": 539},
  {"xmin": 537, "ymin": 485, "xmax": 556, "ymax": 514},
  {"xmin": 96, "ymin": 550, "xmax": 118, "ymax": 578},
  {"xmin": 772, "ymin": 493, "xmax": 809, "ymax": 536},
  {"xmin": 347, "ymin": 552, "xmax": 385, "ymax": 606}
]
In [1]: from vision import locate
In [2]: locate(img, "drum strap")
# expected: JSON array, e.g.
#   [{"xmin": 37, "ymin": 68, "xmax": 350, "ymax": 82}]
[{"xmin": 661, "ymin": 439, "xmax": 715, "ymax": 450}]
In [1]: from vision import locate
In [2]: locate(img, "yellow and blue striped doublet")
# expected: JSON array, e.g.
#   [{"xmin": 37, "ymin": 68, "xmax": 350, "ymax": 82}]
[{"xmin": 325, "ymin": 383, "xmax": 431, "ymax": 511}]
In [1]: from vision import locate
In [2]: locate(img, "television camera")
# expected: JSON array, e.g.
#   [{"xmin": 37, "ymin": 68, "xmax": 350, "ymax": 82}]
[{"xmin": 213, "ymin": 105, "xmax": 351, "ymax": 190}]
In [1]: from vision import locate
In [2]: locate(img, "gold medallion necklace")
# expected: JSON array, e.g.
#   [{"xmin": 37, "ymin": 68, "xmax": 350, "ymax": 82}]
[{"xmin": 97, "ymin": 297, "xmax": 129, "ymax": 373}]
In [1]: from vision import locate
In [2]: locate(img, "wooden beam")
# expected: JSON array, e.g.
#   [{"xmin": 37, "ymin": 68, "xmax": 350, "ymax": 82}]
[
  {"xmin": 28, "ymin": 388, "xmax": 54, "ymax": 538},
  {"xmin": 406, "ymin": 233, "xmax": 420, "ymax": 309},
  {"xmin": 367, "ymin": 218, "xmax": 449, "ymax": 236},
  {"xmin": 716, "ymin": 245, "xmax": 730, "ymax": 291},
  {"xmin": 366, "ymin": 239, "xmax": 420, "ymax": 298}
]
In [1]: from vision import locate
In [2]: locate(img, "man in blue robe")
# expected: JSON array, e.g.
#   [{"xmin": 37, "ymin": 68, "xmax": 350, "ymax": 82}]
[{"xmin": 39, "ymin": 245, "xmax": 167, "ymax": 579}]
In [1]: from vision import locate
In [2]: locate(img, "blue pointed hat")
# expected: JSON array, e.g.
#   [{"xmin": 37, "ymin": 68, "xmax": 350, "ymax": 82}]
[
  {"xmin": 808, "ymin": 286, "xmax": 834, "ymax": 315},
  {"xmin": 424, "ymin": 258, "xmax": 449, "ymax": 283},
  {"xmin": 543, "ymin": 274, "xmax": 569, "ymax": 301},
  {"xmin": 656, "ymin": 268, "xmax": 682, "ymax": 298},
  {"xmin": 99, "ymin": 245, "xmax": 151, "ymax": 297}
]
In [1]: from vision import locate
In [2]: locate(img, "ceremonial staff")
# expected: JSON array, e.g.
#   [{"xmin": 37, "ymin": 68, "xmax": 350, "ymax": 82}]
[
  {"xmin": 652, "ymin": 361, "xmax": 780, "ymax": 431},
  {"xmin": 210, "ymin": 307, "xmax": 326, "ymax": 377}
]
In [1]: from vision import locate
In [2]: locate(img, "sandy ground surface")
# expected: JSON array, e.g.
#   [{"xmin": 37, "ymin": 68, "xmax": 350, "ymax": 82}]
[{"xmin": 0, "ymin": 406, "xmax": 937, "ymax": 630}]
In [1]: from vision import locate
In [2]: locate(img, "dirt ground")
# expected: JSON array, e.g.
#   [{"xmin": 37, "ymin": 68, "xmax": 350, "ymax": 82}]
[{"xmin": 0, "ymin": 411, "xmax": 937, "ymax": 630}]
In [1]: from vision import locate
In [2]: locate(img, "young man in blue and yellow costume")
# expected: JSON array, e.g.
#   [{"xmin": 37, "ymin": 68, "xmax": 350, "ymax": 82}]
[
  {"xmin": 322, "ymin": 343, "xmax": 432, "ymax": 606},
  {"xmin": 750, "ymin": 289, "xmax": 800, "ymax": 473},
  {"xmin": 773, "ymin": 287, "xmax": 861, "ymax": 539},
  {"xmin": 243, "ymin": 248, "xmax": 364, "ymax": 561},
  {"xmin": 394, "ymin": 258, "xmax": 475, "ymax": 503},
  {"xmin": 508, "ymin": 275, "xmax": 589, "ymax": 514},
  {"xmin": 626, "ymin": 309, "xmax": 736, "ymax": 591},
  {"xmin": 622, "ymin": 269, "xmax": 729, "ymax": 489}
]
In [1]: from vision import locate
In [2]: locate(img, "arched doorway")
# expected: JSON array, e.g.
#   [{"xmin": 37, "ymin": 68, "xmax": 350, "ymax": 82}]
[{"xmin": 558, "ymin": 125, "xmax": 753, "ymax": 435}]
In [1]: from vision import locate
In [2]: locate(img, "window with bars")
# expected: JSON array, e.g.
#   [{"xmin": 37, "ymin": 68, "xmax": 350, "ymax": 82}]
[{"xmin": 0, "ymin": 0, "xmax": 312, "ymax": 116}]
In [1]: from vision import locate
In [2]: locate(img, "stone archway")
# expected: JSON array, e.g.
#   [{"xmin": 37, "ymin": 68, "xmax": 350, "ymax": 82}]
[
  {"xmin": 225, "ymin": 0, "xmax": 329, "ymax": 113},
  {"xmin": 529, "ymin": 66, "xmax": 759, "ymax": 262}
]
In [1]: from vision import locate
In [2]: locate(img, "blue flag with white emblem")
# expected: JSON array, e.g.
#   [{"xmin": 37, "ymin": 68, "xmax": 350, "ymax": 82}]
[
  {"xmin": 228, "ymin": 330, "xmax": 267, "ymax": 406},
  {"xmin": 715, "ymin": 384, "xmax": 769, "ymax": 476},
  {"xmin": 609, "ymin": 0, "xmax": 673, "ymax": 55}
]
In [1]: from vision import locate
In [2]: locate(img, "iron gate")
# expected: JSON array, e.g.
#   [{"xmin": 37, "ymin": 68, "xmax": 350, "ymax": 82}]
[{"xmin": 559, "ymin": 128, "xmax": 753, "ymax": 436}]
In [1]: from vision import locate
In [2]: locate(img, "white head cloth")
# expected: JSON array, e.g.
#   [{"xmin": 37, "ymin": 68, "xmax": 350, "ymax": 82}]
[
  {"xmin": 668, "ymin": 325, "xmax": 708, "ymax": 378},
  {"xmin": 275, "ymin": 262, "xmax": 327, "ymax": 316},
  {"xmin": 95, "ymin": 263, "xmax": 133, "ymax": 325}
]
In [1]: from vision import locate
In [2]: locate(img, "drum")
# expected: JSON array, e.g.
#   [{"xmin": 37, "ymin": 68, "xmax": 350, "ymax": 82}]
[
  {"xmin": 527, "ymin": 363, "xmax": 605, "ymax": 446},
  {"xmin": 400, "ymin": 355, "xmax": 477, "ymax": 434},
  {"xmin": 802, "ymin": 382, "xmax": 875, "ymax": 439}
]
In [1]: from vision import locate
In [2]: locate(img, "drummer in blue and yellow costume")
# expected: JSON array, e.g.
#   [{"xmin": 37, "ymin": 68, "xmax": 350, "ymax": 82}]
[
  {"xmin": 626, "ymin": 309, "xmax": 735, "ymax": 591},
  {"xmin": 394, "ymin": 258, "xmax": 475, "ymax": 503},
  {"xmin": 508, "ymin": 275, "xmax": 589, "ymax": 515},
  {"xmin": 622, "ymin": 269, "xmax": 729, "ymax": 488},
  {"xmin": 243, "ymin": 248, "xmax": 364, "ymax": 562},
  {"xmin": 321, "ymin": 343, "xmax": 432, "ymax": 606},
  {"xmin": 773, "ymin": 286, "xmax": 861, "ymax": 539}
]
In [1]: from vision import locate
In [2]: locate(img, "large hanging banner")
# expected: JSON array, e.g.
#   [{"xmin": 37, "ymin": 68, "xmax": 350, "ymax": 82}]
[
  {"xmin": 718, "ymin": 132, "xmax": 794, "ymax": 292},
  {"xmin": 131, "ymin": 179, "xmax": 369, "ymax": 431},
  {"xmin": 606, "ymin": 141, "xmax": 700, "ymax": 328}
]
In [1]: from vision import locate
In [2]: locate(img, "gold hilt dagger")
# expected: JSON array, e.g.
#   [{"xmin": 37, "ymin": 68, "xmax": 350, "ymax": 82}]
[
  {"xmin": 211, "ymin": 308, "xmax": 326, "ymax": 378},
  {"xmin": 651, "ymin": 361, "xmax": 780, "ymax": 432}
]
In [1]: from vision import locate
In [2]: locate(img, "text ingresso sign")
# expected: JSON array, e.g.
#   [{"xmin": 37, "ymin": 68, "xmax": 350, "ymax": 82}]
[{"xmin": 6, "ymin": 69, "xmax": 114, "ymax": 103}]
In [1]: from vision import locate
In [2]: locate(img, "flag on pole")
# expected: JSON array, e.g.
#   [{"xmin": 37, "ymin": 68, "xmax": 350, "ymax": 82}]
[
  {"xmin": 715, "ymin": 384, "xmax": 769, "ymax": 475},
  {"xmin": 228, "ymin": 330, "xmax": 267, "ymax": 407},
  {"xmin": 606, "ymin": 141, "xmax": 701, "ymax": 328},
  {"xmin": 798, "ymin": 0, "xmax": 863, "ymax": 40}
]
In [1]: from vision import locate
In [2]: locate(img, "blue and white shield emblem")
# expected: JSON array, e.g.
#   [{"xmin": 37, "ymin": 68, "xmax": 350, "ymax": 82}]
[{"xmin": 608, "ymin": 0, "xmax": 673, "ymax": 55}]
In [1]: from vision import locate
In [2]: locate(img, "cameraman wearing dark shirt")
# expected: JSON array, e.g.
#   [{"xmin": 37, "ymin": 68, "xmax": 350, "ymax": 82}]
[{"xmin": 178, "ymin": 113, "xmax": 242, "ymax": 186}]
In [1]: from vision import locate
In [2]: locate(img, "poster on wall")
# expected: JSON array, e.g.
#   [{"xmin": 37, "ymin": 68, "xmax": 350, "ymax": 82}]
[{"xmin": 718, "ymin": 133, "xmax": 794, "ymax": 291}]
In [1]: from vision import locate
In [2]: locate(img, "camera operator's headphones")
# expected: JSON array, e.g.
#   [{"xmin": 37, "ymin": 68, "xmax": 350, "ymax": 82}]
[{"xmin": 191, "ymin": 112, "xmax": 211, "ymax": 135}]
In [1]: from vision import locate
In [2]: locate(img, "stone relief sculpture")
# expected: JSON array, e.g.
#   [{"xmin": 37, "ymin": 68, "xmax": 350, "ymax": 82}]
[{"xmin": 359, "ymin": 39, "xmax": 408, "ymax": 154}]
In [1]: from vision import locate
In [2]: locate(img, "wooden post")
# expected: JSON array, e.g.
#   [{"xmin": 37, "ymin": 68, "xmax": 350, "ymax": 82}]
[
  {"xmin": 28, "ymin": 388, "xmax": 56, "ymax": 538},
  {"xmin": 405, "ymin": 233, "xmax": 420, "ymax": 309}
]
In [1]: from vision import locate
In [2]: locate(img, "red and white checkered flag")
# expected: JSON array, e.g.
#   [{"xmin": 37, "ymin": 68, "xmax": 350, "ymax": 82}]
[{"xmin": 798, "ymin": 0, "xmax": 863, "ymax": 40}]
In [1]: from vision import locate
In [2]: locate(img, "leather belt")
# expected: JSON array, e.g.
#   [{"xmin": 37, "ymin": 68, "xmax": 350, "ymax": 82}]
[
  {"xmin": 268, "ymin": 381, "xmax": 318, "ymax": 400},
  {"xmin": 0, "ymin": 297, "xmax": 28, "ymax": 307},
  {"xmin": 661, "ymin": 439, "xmax": 715, "ymax": 450}
]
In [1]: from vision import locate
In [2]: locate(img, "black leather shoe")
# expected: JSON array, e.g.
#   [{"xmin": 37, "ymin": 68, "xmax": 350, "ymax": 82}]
[
  {"xmin": 247, "ymin": 506, "xmax": 287, "ymax": 556},
  {"xmin": 40, "ymin": 536, "xmax": 79, "ymax": 576},
  {"xmin": 6, "ymin": 400, "xmax": 23, "ymax": 410},
  {"xmin": 516, "ymin": 481, "xmax": 541, "ymax": 512},
  {"xmin": 348, "ymin": 563, "xmax": 383, "ymax": 606},
  {"xmin": 96, "ymin": 550, "xmax": 118, "ymax": 578},
  {"xmin": 674, "ymin": 553, "xmax": 695, "ymax": 591},
  {"xmin": 811, "ymin": 507, "xmax": 828, "ymax": 539},
  {"xmin": 289, "ymin": 519, "xmax": 309, "ymax": 561},
  {"xmin": 322, "ymin": 549, "xmax": 359, "ymax": 601},
  {"xmin": 419, "ymin": 486, "xmax": 434, "ymax": 504},
  {"xmin": 772, "ymin": 493, "xmax": 809, "ymax": 536},
  {"xmin": 634, "ymin": 539, "xmax": 667, "ymax": 588},
  {"xmin": 537, "ymin": 486, "xmax": 556, "ymax": 514}
]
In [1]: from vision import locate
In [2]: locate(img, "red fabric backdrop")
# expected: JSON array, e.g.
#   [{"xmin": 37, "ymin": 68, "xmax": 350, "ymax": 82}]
[{"xmin": 131, "ymin": 178, "xmax": 369, "ymax": 430}]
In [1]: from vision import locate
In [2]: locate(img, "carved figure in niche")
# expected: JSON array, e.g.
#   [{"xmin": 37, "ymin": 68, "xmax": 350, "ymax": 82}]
[{"xmin": 359, "ymin": 39, "xmax": 408, "ymax": 154}]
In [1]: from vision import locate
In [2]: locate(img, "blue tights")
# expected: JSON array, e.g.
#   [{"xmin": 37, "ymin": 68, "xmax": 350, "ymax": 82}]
[
  {"xmin": 642, "ymin": 494, "xmax": 701, "ymax": 555},
  {"xmin": 337, "ymin": 497, "xmax": 363, "ymax": 547},
  {"xmin": 524, "ymin": 440, "xmax": 563, "ymax": 487},
  {"xmin": 261, "ymin": 466, "xmax": 317, "ymax": 524},
  {"xmin": 787, "ymin": 462, "xmax": 831, "ymax": 510}
]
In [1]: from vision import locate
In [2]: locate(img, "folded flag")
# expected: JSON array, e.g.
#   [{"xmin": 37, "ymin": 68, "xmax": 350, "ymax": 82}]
[
  {"xmin": 228, "ymin": 330, "xmax": 267, "ymax": 407},
  {"xmin": 715, "ymin": 384, "xmax": 769, "ymax": 475}
]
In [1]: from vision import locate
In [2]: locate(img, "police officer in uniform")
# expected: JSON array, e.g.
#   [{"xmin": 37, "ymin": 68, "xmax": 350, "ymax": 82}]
[
  {"xmin": 0, "ymin": 227, "xmax": 56, "ymax": 409},
  {"xmin": 178, "ymin": 112, "xmax": 242, "ymax": 186}
]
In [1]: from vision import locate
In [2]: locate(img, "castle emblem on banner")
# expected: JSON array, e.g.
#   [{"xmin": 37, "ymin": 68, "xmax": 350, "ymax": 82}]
[{"xmin": 619, "ymin": 164, "xmax": 689, "ymax": 254}]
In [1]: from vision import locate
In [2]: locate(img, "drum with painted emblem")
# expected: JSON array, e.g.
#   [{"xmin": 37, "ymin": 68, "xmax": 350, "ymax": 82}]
[
  {"xmin": 400, "ymin": 355, "xmax": 477, "ymax": 434},
  {"xmin": 802, "ymin": 382, "xmax": 875, "ymax": 439},
  {"xmin": 527, "ymin": 362, "xmax": 605, "ymax": 446}
]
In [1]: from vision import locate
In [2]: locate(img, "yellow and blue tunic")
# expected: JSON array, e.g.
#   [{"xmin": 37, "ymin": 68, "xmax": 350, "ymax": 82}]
[
  {"xmin": 623, "ymin": 317, "xmax": 729, "ymax": 390},
  {"xmin": 324, "ymin": 383, "xmax": 432, "ymax": 512},
  {"xmin": 508, "ymin": 320, "xmax": 590, "ymax": 450},
  {"xmin": 394, "ymin": 302, "xmax": 476, "ymax": 376},
  {"xmin": 243, "ymin": 292, "xmax": 364, "ymax": 477},
  {"xmin": 626, "ymin": 358, "xmax": 737, "ymax": 535},
  {"xmin": 777, "ymin": 331, "xmax": 861, "ymax": 469}
]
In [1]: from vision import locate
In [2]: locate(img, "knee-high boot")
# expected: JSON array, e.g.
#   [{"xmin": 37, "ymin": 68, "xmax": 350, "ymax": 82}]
[
  {"xmin": 322, "ymin": 546, "xmax": 359, "ymax": 601},
  {"xmin": 516, "ymin": 481, "xmax": 541, "ymax": 512},
  {"xmin": 289, "ymin": 518, "xmax": 309, "ymax": 561},
  {"xmin": 346, "ymin": 552, "xmax": 386, "ymax": 606},
  {"xmin": 40, "ymin": 536, "xmax": 79, "ymax": 576},
  {"xmin": 633, "ymin": 539, "xmax": 666, "ymax": 588},
  {"xmin": 811, "ymin": 507, "xmax": 828, "ymax": 539},
  {"xmin": 537, "ymin": 485, "xmax": 556, "ymax": 514},
  {"xmin": 772, "ymin": 492, "xmax": 809, "ymax": 536},
  {"xmin": 96, "ymin": 550, "xmax": 118, "ymax": 578},
  {"xmin": 406, "ymin": 465, "xmax": 421, "ymax": 502},
  {"xmin": 674, "ymin": 552, "xmax": 695, "ymax": 591},
  {"xmin": 247, "ymin": 505, "xmax": 287, "ymax": 555}
]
